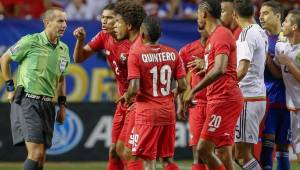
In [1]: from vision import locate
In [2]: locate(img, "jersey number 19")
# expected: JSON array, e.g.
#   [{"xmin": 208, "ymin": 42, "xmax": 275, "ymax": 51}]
[{"xmin": 150, "ymin": 65, "xmax": 172, "ymax": 97}]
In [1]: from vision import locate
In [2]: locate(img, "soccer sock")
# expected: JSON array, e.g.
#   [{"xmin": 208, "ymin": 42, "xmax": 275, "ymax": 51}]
[
  {"xmin": 23, "ymin": 159, "xmax": 38, "ymax": 170},
  {"xmin": 276, "ymin": 151, "xmax": 290, "ymax": 170},
  {"xmin": 260, "ymin": 138, "xmax": 274, "ymax": 170},
  {"xmin": 107, "ymin": 158, "xmax": 124, "ymax": 170},
  {"xmin": 164, "ymin": 163, "xmax": 179, "ymax": 170},
  {"xmin": 127, "ymin": 159, "xmax": 143, "ymax": 170},
  {"xmin": 191, "ymin": 163, "xmax": 206, "ymax": 170},
  {"xmin": 243, "ymin": 158, "xmax": 261, "ymax": 170}
]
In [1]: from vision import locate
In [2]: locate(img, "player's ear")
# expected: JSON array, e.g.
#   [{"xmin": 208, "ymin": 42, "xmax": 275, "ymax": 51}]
[
  {"xmin": 203, "ymin": 11, "xmax": 207, "ymax": 19},
  {"xmin": 127, "ymin": 23, "xmax": 133, "ymax": 31},
  {"xmin": 292, "ymin": 24, "xmax": 298, "ymax": 31}
]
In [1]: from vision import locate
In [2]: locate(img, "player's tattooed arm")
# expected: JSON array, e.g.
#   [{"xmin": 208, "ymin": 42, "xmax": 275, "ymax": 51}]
[
  {"xmin": 124, "ymin": 79, "xmax": 140, "ymax": 106},
  {"xmin": 183, "ymin": 54, "xmax": 227, "ymax": 109}
]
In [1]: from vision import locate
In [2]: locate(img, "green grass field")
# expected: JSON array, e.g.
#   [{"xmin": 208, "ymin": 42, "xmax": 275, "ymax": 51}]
[{"xmin": 0, "ymin": 161, "xmax": 299, "ymax": 170}]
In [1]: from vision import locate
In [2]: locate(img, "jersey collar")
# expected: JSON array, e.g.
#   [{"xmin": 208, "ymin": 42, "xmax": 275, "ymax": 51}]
[{"xmin": 40, "ymin": 31, "xmax": 62, "ymax": 49}]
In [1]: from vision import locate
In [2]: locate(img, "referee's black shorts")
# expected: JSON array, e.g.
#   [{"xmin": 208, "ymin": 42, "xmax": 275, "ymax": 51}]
[{"xmin": 10, "ymin": 96, "xmax": 55, "ymax": 148}]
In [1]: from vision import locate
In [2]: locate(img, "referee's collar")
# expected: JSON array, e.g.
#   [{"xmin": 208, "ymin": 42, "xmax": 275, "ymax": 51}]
[{"xmin": 40, "ymin": 31, "xmax": 61, "ymax": 48}]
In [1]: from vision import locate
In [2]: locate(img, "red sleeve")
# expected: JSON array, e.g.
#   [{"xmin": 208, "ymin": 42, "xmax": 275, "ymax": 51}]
[
  {"xmin": 179, "ymin": 46, "xmax": 189, "ymax": 71},
  {"xmin": 175, "ymin": 51, "xmax": 187, "ymax": 80},
  {"xmin": 127, "ymin": 50, "xmax": 140, "ymax": 80},
  {"xmin": 88, "ymin": 31, "xmax": 106, "ymax": 51},
  {"xmin": 214, "ymin": 30, "xmax": 232, "ymax": 57}
]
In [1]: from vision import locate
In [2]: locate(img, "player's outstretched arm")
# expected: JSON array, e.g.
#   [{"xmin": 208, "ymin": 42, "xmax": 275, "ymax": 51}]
[
  {"xmin": 237, "ymin": 59, "xmax": 250, "ymax": 82},
  {"xmin": 73, "ymin": 27, "xmax": 94, "ymax": 63},
  {"xmin": 1, "ymin": 53, "xmax": 15, "ymax": 103},
  {"xmin": 183, "ymin": 54, "xmax": 227, "ymax": 110}
]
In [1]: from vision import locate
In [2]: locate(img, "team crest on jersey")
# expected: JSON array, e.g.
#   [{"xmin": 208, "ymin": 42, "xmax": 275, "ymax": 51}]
[
  {"xmin": 120, "ymin": 53, "xmax": 127, "ymax": 63},
  {"xmin": 205, "ymin": 43, "xmax": 211, "ymax": 54},
  {"xmin": 59, "ymin": 58, "xmax": 68, "ymax": 73}
]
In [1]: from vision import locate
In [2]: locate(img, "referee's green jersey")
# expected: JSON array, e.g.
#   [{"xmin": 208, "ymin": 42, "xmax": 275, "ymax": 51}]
[{"xmin": 7, "ymin": 32, "xmax": 70, "ymax": 97}]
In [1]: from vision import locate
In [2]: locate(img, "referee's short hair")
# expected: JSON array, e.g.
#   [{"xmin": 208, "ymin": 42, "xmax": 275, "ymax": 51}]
[
  {"xmin": 42, "ymin": 7, "xmax": 65, "ymax": 21},
  {"xmin": 261, "ymin": 1, "xmax": 282, "ymax": 19},
  {"xmin": 234, "ymin": 0, "xmax": 254, "ymax": 18},
  {"xmin": 198, "ymin": 0, "xmax": 221, "ymax": 19}
]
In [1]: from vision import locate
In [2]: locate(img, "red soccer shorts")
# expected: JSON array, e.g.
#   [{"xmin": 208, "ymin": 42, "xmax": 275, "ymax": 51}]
[
  {"xmin": 200, "ymin": 100, "xmax": 243, "ymax": 148},
  {"xmin": 111, "ymin": 102, "xmax": 127, "ymax": 144},
  {"xmin": 189, "ymin": 103, "xmax": 206, "ymax": 146},
  {"xmin": 119, "ymin": 104, "xmax": 136, "ymax": 147},
  {"xmin": 131, "ymin": 124, "xmax": 175, "ymax": 160}
]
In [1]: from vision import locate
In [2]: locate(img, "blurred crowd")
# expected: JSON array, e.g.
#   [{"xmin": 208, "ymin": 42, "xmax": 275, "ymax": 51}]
[{"xmin": 0, "ymin": 0, "xmax": 299, "ymax": 20}]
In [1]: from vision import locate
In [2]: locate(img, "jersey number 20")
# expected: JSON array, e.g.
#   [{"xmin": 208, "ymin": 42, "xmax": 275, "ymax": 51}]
[{"xmin": 150, "ymin": 65, "xmax": 172, "ymax": 97}]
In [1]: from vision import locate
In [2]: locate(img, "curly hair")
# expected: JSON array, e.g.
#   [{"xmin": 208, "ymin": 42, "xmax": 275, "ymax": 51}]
[{"xmin": 115, "ymin": 0, "xmax": 146, "ymax": 30}]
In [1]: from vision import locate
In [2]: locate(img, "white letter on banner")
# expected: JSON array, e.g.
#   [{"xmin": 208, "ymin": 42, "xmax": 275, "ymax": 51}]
[
  {"xmin": 175, "ymin": 122, "xmax": 187, "ymax": 147},
  {"xmin": 84, "ymin": 116, "xmax": 112, "ymax": 148}
]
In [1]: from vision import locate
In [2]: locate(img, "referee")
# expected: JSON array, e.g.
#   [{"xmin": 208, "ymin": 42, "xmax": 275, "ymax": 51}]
[{"xmin": 0, "ymin": 8, "xmax": 70, "ymax": 170}]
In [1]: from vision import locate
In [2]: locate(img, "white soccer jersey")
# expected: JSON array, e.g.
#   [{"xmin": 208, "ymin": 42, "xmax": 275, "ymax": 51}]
[
  {"xmin": 236, "ymin": 24, "xmax": 268, "ymax": 99},
  {"xmin": 275, "ymin": 42, "xmax": 300, "ymax": 110}
]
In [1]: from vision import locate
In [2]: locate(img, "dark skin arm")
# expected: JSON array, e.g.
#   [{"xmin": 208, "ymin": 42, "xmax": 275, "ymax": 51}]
[
  {"xmin": 183, "ymin": 54, "xmax": 228, "ymax": 110},
  {"xmin": 123, "ymin": 79, "xmax": 140, "ymax": 106}
]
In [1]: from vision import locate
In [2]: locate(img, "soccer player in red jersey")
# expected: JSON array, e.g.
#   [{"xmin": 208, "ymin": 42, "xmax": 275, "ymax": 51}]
[
  {"xmin": 125, "ymin": 16, "xmax": 187, "ymax": 170},
  {"xmin": 184, "ymin": 0, "xmax": 244, "ymax": 170},
  {"xmin": 178, "ymin": 27, "xmax": 208, "ymax": 170},
  {"xmin": 111, "ymin": 1, "xmax": 146, "ymax": 169},
  {"xmin": 220, "ymin": 0, "xmax": 242, "ymax": 40},
  {"xmin": 73, "ymin": 1, "xmax": 146, "ymax": 169}
]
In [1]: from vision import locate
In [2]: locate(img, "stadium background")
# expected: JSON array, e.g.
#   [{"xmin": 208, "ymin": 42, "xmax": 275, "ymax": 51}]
[{"xmin": 0, "ymin": 0, "xmax": 300, "ymax": 169}]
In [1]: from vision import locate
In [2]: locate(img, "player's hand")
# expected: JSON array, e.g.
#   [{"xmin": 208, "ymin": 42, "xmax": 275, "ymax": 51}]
[
  {"xmin": 7, "ymin": 91, "xmax": 15, "ymax": 104},
  {"xmin": 172, "ymin": 88, "xmax": 178, "ymax": 98},
  {"xmin": 183, "ymin": 90, "xmax": 194, "ymax": 113},
  {"xmin": 176, "ymin": 99, "xmax": 187, "ymax": 120},
  {"xmin": 73, "ymin": 27, "xmax": 86, "ymax": 41},
  {"xmin": 187, "ymin": 56, "xmax": 205, "ymax": 73},
  {"xmin": 56, "ymin": 105, "xmax": 66, "ymax": 124},
  {"xmin": 277, "ymin": 53, "xmax": 292, "ymax": 66},
  {"xmin": 116, "ymin": 93, "xmax": 125, "ymax": 104}
]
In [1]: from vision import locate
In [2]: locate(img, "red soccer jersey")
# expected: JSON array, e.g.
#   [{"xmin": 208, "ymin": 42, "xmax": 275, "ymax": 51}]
[
  {"xmin": 88, "ymin": 31, "xmax": 132, "ymax": 96},
  {"xmin": 179, "ymin": 40, "xmax": 207, "ymax": 104},
  {"xmin": 128, "ymin": 43, "xmax": 186, "ymax": 126},
  {"xmin": 232, "ymin": 26, "xmax": 242, "ymax": 40},
  {"xmin": 204, "ymin": 26, "xmax": 242, "ymax": 103}
]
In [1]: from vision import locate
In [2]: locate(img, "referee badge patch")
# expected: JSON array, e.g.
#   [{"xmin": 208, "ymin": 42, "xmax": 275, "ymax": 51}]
[
  {"xmin": 9, "ymin": 43, "xmax": 20, "ymax": 54},
  {"xmin": 59, "ymin": 58, "xmax": 68, "ymax": 73}
]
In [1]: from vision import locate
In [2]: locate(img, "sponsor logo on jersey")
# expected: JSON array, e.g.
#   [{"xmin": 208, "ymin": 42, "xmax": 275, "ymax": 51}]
[{"xmin": 47, "ymin": 107, "xmax": 84, "ymax": 155}]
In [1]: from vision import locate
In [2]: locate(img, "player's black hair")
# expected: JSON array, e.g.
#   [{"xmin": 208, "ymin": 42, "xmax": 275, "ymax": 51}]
[
  {"xmin": 234, "ymin": 0, "xmax": 254, "ymax": 18},
  {"xmin": 102, "ymin": 3, "xmax": 115, "ymax": 11},
  {"xmin": 221, "ymin": 0, "xmax": 234, "ymax": 3},
  {"xmin": 115, "ymin": 0, "xmax": 147, "ymax": 30},
  {"xmin": 142, "ymin": 16, "xmax": 161, "ymax": 43},
  {"xmin": 198, "ymin": 0, "xmax": 221, "ymax": 19},
  {"xmin": 289, "ymin": 9, "xmax": 300, "ymax": 29}
]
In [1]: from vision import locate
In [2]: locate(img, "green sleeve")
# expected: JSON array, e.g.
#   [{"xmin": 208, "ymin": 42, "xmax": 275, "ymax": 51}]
[
  {"xmin": 62, "ymin": 46, "xmax": 70, "ymax": 76},
  {"xmin": 8, "ymin": 35, "xmax": 32, "ymax": 62}
]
